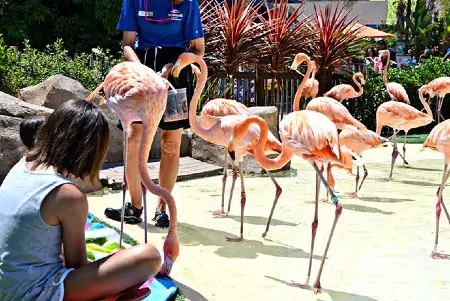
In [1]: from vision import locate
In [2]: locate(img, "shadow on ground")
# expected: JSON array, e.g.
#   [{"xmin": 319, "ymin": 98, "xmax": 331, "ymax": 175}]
[
  {"xmin": 265, "ymin": 276, "xmax": 378, "ymax": 301},
  {"xmin": 152, "ymin": 222, "xmax": 324, "ymax": 260},
  {"xmin": 174, "ymin": 280, "xmax": 209, "ymax": 301},
  {"xmin": 356, "ymin": 196, "xmax": 415, "ymax": 203},
  {"xmin": 225, "ymin": 215, "xmax": 298, "ymax": 227}
]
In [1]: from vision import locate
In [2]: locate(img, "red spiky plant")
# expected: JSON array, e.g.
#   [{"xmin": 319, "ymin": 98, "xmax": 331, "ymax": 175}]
[
  {"xmin": 258, "ymin": 0, "xmax": 316, "ymax": 78},
  {"xmin": 200, "ymin": 0, "xmax": 269, "ymax": 97},
  {"xmin": 310, "ymin": 0, "xmax": 364, "ymax": 94}
]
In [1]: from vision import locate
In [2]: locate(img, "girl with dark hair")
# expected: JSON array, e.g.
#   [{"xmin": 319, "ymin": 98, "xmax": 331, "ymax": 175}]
[
  {"xmin": 19, "ymin": 115, "xmax": 47, "ymax": 150},
  {"xmin": 0, "ymin": 99, "xmax": 161, "ymax": 300}
]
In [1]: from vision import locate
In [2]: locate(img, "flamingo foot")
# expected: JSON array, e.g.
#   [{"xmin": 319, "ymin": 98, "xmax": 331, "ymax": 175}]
[
  {"xmin": 345, "ymin": 192, "xmax": 358, "ymax": 198},
  {"xmin": 319, "ymin": 198, "xmax": 329, "ymax": 203},
  {"xmin": 262, "ymin": 231, "xmax": 268, "ymax": 238},
  {"xmin": 431, "ymin": 252, "xmax": 450, "ymax": 259},
  {"xmin": 211, "ymin": 209, "xmax": 225, "ymax": 216},
  {"xmin": 296, "ymin": 283, "xmax": 311, "ymax": 289},
  {"xmin": 313, "ymin": 280, "xmax": 321, "ymax": 294},
  {"xmin": 225, "ymin": 237, "xmax": 244, "ymax": 242}
]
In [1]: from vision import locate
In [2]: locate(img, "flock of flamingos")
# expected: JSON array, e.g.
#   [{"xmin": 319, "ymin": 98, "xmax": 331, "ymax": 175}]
[{"xmin": 86, "ymin": 49, "xmax": 450, "ymax": 294}]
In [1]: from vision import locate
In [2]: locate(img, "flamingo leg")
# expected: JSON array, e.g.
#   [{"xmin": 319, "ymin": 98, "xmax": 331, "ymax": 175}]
[
  {"xmin": 226, "ymin": 161, "xmax": 246, "ymax": 242},
  {"xmin": 381, "ymin": 130, "xmax": 399, "ymax": 181},
  {"xmin": 299, "ymin": 166, "xmax": 321, "ymax": 289},
  {"xmin": 345, "ymin": 166, "xmax": 360, "ymax": 198},
  {"xmin": 402, "ymin": 131, "xmax": 409, "ymax": 166},
  {"xmin": 431, "ymin": 163, "xmax": 450, "ymax": 259},
  {"xmin": 141, "ymin": 182, "xmax": 148, "ymax": 244},
  {"xmin": 311, "ymin": 162, "xmax": 343, "ymax": 294},
  {"xmin": 438, "ymin": 96, "xmax": 446, "ymax": 123},
  {"xmin": 119, "ymin": 129, "xmax": 128, "ymax": 248},
  {"xmin": 225, "ymin": 159, "xmax": 238, "ymax": 216},
  {"xmin": 358, "ymin": 164, "xmax": 369, "ymax": 191},
  {"xmin": 212, "ymin": 151, "xmax": 228, "ymax": 215},
  {"xmin": 262, "ymin": 170, "xmax": 282, "ymax": 238}
]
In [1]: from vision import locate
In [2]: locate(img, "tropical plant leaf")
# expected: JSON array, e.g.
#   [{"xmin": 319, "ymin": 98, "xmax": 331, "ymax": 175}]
[
  {"xmin": 257, "ymin": 0, "xmax": 317, "ymax": 75},
  {"xmin": 309, "ymin": 0, "xmax": 364, "ymax": 82},
  {"xmin": 200, "ymin": 0, "xmax": 270, "ymax": 76}
]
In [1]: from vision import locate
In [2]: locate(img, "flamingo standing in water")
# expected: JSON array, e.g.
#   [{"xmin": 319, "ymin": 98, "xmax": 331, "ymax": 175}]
[
  {"xmin": 85, "ymin": 61, "xmax": 179, "ymax": 275},
  {"xmin": 172, "ymin": 53, "xmax": 289, "ymax": 242},
  {"xmin": 375, "ymin": 85, "xmax": 434, "ymax": 180},
  {"xmin": 323, "ymin": 72, "xmax": 365, "ymax": 102},
  {"xmin": 233, "ymin": 108, "xmax": 346, "ymax": 294},
  {"xmin": 422, "ymin": 119, "xmax": 450, "ymax": 259},
  {"xmin": 419, "ymin": 76, "xmax": 450, "ymax": 123}
]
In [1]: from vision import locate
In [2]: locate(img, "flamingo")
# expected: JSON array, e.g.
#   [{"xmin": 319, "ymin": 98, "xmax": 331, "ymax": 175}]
[
  {"xmin": 85, "ymin": 61, "xmax": 179, "ymax": 275},
  {"xmin": 375, "ymin": 85, "xmax": 434, "ymax": 181},
  {"xmin": 302, "ymin": 60, "xmax": 319, "ymax": 104},
  {"xmin": 323, "ymin": 72, "xmax": 365, "ymax": 102},
  {"xmin": 422, "ymin": 119, "xmax": 450, "ymax": 259},
  {"xmin": 171, "ymin": 52, "xmax": 289, "ymax": 242},
  {"xmin": 329, "ymin": 126, "xmax": 390, "ymax": 197},
  {"xmin": 233, "ymin": 109, "xmax": 346, "ymax": 294},
  {"xmin": 379, "ymin": 49, "xmax": 411, "ymax": 165},
  {"xmin": 419, "ymin": 76, "xmax": 450, "ymax": 123}
]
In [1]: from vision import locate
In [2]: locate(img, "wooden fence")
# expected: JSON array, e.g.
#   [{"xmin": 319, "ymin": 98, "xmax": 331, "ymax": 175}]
[{"xmin": 205, "ymin": 62, "xmax": 368, "ymax": 120}]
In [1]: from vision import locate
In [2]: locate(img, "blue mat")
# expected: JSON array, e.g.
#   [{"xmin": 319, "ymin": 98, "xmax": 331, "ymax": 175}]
[{"xmin": 142, "ymin": 274, "xmax": 178, "ymax": 301}]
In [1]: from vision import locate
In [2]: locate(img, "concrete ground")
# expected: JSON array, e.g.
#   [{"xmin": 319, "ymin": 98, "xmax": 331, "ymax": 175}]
[{"xmin": 88, "ymin": 144, "xmax": 450, "ymax": 301}]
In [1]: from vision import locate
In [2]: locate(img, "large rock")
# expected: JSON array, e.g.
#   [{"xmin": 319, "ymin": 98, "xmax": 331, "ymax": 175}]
[
  {"xmin": 189, "ymin": 106, "xmax": 290, "ymax": 173},
  {"xmin": 18, "ymin": 75, "xmax": 89, "ymax": 110},
  {"xmin": 0, "ymin": 93, "xmax": 54, "ymax": 183},
  {"xmin": 248, "ymin": 106, "xmax": 279, "ymax": 139}
]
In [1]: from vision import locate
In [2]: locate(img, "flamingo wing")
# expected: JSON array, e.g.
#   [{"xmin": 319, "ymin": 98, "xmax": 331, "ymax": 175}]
[
  {"xmin": 324, "ymin": 84, "xmax": 356, "ymax": 100},
  {"xmin": 386, "ymin": 82, "xmax": 410, "ymax": 103}
]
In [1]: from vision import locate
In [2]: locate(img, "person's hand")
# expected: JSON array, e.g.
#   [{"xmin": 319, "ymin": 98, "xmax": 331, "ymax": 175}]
[{"xmin": 158, "ymin": 63, "xmax": 174, "ymax": 79}]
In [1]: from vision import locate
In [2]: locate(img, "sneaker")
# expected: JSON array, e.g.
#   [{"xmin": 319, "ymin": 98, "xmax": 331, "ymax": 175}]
[
  {"xmin": 152, "ymin": 211, "xmax": 164, "ymax": 222},
  {"xmin": 104, "ymin": 202, "xmax": 143, "ymax": 224},
  {"xmin": 155, "ymin": 212, "xmax": 170, "ymax": 228}
]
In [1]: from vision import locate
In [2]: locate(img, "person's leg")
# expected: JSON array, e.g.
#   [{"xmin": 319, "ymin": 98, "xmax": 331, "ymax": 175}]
[
  {"xmin": 105, "ymin": 123, "xmax": 144, "ymax": 224},
  {"xmin": 63, "ymin": 244, "xmax": 161, "ymax": 301},
  {"xmin": 153, "ymin": 128, "xmax": 182, "ymax": 227}
]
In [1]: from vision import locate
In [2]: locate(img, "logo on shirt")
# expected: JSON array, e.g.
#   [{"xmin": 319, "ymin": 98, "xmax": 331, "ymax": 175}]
[{"xmin": 169, "ymin": 9, "xmax": 183, "ymax": 21}]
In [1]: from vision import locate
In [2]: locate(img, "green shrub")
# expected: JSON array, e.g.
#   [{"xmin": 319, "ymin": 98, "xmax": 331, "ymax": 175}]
[
  {"xmin": 0, "ymin": 36, "xmax": 123, "ymax": 96},
  {"xmin": 345, "ymin": 56, "xmax": 450, "ymax": 135}
]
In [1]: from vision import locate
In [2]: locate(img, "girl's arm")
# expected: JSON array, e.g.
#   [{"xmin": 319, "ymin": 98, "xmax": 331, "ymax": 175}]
[{"xmin": 57, "ymin": 184, "xmax": 89, "ymax": 269}]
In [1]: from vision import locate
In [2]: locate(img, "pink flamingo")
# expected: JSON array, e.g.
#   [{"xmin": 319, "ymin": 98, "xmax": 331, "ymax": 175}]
[
  {"xmin": 422, "ymin": 119, "xmax": 450, "ymax": 259},
  {"xmin": 172, "ymin": 53, "xmax": 287, "ymax": 242},
  {"xmin": 302, "ymin": 60, "xmax": 319, "ymax": 101},
  {"xmin": 323, "ymin": 72, "xmax": 365, "ymax": 102},
  {"xmin": 233, "ymin": 108, "xmax": 346, "ymax": 294},
  {"xmin": 86, "ymin": 61, "xmax": 179, "ymax": 275},
  {"xmin": 330, "ymin": 126, "xmax": 390, "ymax": 197},
  {"xmin": 419, "ymin": 76, "xmax": 450, "ymax": 123},
  {"xmin": 375, "ymin": 85, "xmax": 434, "ymax": 180}
]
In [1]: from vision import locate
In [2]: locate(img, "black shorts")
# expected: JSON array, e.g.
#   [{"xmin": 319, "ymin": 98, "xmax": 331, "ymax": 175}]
[{"xmin": 116, "ymin": 46, "xmax": 194, "ymax": 132}]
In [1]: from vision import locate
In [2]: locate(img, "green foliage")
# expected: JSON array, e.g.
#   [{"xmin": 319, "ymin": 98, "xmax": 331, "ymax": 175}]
[
  {"xmin": 345, "ymin": 56, "xmax": 450, "ymax": 134},
  {"xmin": 0, "ymin": 36, "xmax": 123, "ymax": 95}
]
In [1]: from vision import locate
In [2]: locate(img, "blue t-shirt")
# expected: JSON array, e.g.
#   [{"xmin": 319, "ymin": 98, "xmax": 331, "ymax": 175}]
[{"xmin": 117, "ymin": 0, "xmax": 204, "ymax": 50}]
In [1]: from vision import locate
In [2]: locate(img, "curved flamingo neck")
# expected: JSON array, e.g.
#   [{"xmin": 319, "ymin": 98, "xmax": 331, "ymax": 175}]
[
  {"xmin": 187, "ymin": 54, "xmax": 221, "ymax": 139},
  {"xmin": 293, "ymin": 59, "xmax": 313, "ymax": 111},
  {"xmin": 353, "ymin": 74, "xmax": 364, "ymax": 97},
  {"xmin": 234, "ymin": 117, "xmax": 293, "ymax": 170},
  {"xmin": 418, "ymin": 86, "xmax": 433, "ymax": 117},
  {"xmin": 311, "ymin": 63, "xmax": 317, "ymax": 80}
]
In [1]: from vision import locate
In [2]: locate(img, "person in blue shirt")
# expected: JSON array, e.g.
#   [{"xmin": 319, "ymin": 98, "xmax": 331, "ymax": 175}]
[{"xmin": 104, "ymin": 0, "xmax": 205, "ymax": 228}]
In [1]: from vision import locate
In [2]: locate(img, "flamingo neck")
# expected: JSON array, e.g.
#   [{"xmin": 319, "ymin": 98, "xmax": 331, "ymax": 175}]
[
  {"xmin": 293, "ymin": 60, "xmax": 313, "ymax": 111},
  {"xmin": 353, "ymin": 75, "xmax": 364, "ymax": 97},
  {"xmin": 188, "ymin": 55, "xmax": 218, "ymax": 139},
  {"xmin": 234, "ymin": 117, "xmax": 293, "ymax": 170},
  {"xmin": 311, "ymin": 63, "xmax": 317, "ymax": 79},
  {"xmin": 418, "ymin": 87, "xmax": 433, "ymax": 117}
]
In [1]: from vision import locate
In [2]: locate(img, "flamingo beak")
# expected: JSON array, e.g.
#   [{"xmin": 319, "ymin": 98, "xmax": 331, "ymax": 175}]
[
  {"xmin": 171, "ymin": 60, "xmax": 182, "ymax": 78},
  {"xmin": 160, "ymin": 255, "xmax": 174, "ymax": 275},
  {"xmin": 290, "ymin": 60, "xmax": 299, "ymax": 70}
]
